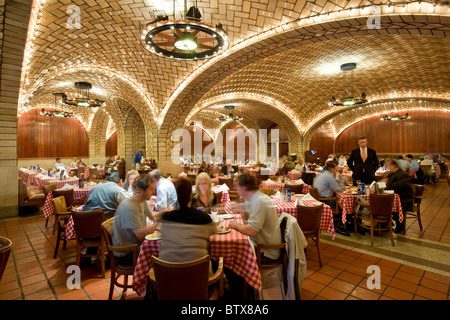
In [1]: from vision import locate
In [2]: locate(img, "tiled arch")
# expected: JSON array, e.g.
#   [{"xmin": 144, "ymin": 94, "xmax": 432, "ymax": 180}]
[{"xmin": 158, "ymin": 12, "xmax": 450, "ymax": 160}]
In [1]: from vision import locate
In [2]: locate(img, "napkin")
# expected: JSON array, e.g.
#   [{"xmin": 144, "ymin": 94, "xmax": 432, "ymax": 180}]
[
  {"xmin": 61, "ymin": 183, "xmax": 75, "ymax": 189},
  {"xmin": 265, "ymin": 178, "xmax": 275, "ymax": 185},
  {"xmin": 295, "ymin": 179, "xmax": 305, "ymax": 184},
  {"xmin": 219, "ymin": 183, "xmax": 229, "ymax": 191},
  {"xmin": 302, "ymin": 193, "xmax": 316, "ymax": 201},
  {"xmin": 377, "ymin": 182, "xmax": 387, "ymax": 189}
]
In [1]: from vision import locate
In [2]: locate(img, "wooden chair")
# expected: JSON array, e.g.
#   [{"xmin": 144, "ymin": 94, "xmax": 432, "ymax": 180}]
[
  {"xmin": 218, "ymin": 177, "xmax": 233, "ymax": 190},
  {"xmin": 0, "ymin": 236, "xmax": 12, "ymax": 283},
  {"xmin": 187, "ymin": 173, "xmax": 196, "ymax": 185},
  {"xmin": 51, "ymin": 196, "xmax": 71, "ymax": 258},
  {"xmin": 420, "ymin": 164, "xmax": 433, "ymax": 184},
  {"xmin": 255, "ymin": 216, "xmax": 291, "ymax": 299},
  {"xmin": 354, "ymin": 194, "xmax": 395, "ymax": 247},
  {"xmin": 228, "ymin": 190, "xmax": 243, "ymax": 202},
  {"xmin": 405, "ymin": 184, "xmax": 424, "ymax": 232},
  {"xmin": 259, "ymin": 188, "xmax": 279, "ymax": 197},
  {"xmin": 301, "ymin": 172, "xmax": 316, "ymax": 186},
  {"xmin": 71, "ymin": 208, "xmax": 106, "ymax": 277},
  {"xmin": 148, "ymin": 255, "xmax": 224, "ymax": 300},
  {"xmin": 215, "ymin": 191, "xmax": 223, "ymax": 205},
  {"xmin": 285, "ymin": 184, "xmax": 304, "ymax": 195},
  {"xmin": 88, "ymin": 168, "xmax": 99, "ymax": 180},
  {"xmin": 43, "ymin": 184, "xmax": 56, "ymax": 228},
  {"xmin": 309, "ymin": 187, "xmax": 341, "ymax": 227},
  {"xmin": 102, "ymin": 217, "xmax": 139, "ymax": 300},
  {"xmin": 78, "ymin": 166, "xmax": 86, "ymax": 178},
  {"xmin": 53, "ymin": 188, "xmax": 87, "ymax": 209},
  {"xmin": 297, "ymin": 203, "xmax": 324, "ymax": 267}
]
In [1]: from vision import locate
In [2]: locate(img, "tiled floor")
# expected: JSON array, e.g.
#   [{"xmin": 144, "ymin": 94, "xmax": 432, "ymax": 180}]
[{"xmin": 0, "ymin": 180, "xmax": 449, "ymax": 300}]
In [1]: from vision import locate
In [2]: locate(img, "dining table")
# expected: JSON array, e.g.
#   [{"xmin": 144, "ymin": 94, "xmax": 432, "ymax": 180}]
[
  {"xmin": 336, "ymin": 191, "xmax": 404, "ymax": 224},
  {"xmin": 132, "ymin": 213, "xmax": 262, "ymax": 296},
  {"xmin": 18, "ymin": 168, "xmax": 45, "ymax": 186},
  {"xmin": 42, "ymin": 186, "xmax": 94, "ymax": 220},
  {"xmin": 271, "ymin": 195, "xmax": 336, "ymax": 240},
  {"xmin": 34, "ymin": 175, "xmax": 80, "ymax": 189},
  {"xmin": 260, "ymin": 180, "xmax": 310, "ymax": 194}
]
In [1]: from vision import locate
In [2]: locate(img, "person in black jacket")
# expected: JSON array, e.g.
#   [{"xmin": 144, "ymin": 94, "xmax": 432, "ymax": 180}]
[
  {"xmin": 382, "ymin": 158, "xmax": 414, "ymax": 233},
  {"xmin": 346, "ymin": 136, "xmax": 379, "ymax": 186}
]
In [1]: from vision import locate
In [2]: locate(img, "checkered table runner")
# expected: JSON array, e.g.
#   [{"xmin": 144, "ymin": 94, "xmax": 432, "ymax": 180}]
[
  {"xmin": 18, "ymin": 169, "xmax": 42, "ymax": 185},
  {"xmin": 337, "ymin": 192, "xmax": 404, "ymax": 224},
  {"xmin": 271, "ymin": 196, "xmax": 335, "ymax": 240},
  {"xmin": 132, "ymin": 215, "xmax": 261, "ymax": 296}
]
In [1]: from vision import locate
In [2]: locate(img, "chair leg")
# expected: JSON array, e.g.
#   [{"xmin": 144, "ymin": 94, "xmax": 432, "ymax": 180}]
[
  {"xmin": 315, "ymin": 232, "xmax": 322, "ymax": 267},
  {"xmin": 100, "ymin": 244, "xmax": 105, "ymax": 278},
  {"xmin": 45, "ymin": 217, "xmax": 49, "ymax": 228},
  {"xmin": 52, "ymin": 215, "xmax": 57, "ymax": 235},
  {"xmin": 370, "ymin": 218, "xmax": 374, "ymax": 247},
  {"xmin": 108, "ymin": 268, "xmax": 115, "ymax": 300},
  {"xmin": 389, "ymin": 218, "xmax": 395, "ymax": 247},
  {"xmin": 53, "ymin": 230, "xmax": 61, "ymax": 258},
  {"xmin": 354, "ymin": 214, "xmax": 358, "ymax": 235},
  {"xmin": 417, "ymin": 205, "xmax": 423, "ymax": 230},
  {"xmin": 121, "ymin": 275, "xmax": 129, "ymax": 299},
  {"xmin": 75, "ymin": 242, "xmax": 81, "ymax": 267}
]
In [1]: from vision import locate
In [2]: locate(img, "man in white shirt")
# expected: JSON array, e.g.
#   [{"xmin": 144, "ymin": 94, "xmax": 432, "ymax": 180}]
[
  {"xmin": 149, "ymin": 169, "xmax": 179, "ymax": 218},
  {"xmin": 54, "ymin": 158, "xmax": 67, "ymax": 171}
]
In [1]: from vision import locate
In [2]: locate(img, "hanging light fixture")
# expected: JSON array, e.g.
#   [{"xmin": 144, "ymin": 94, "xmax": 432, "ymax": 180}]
[
  {"xmin": 217, "ymin": 105, "xmax": 243, "ymax": 122},
  {"xmin": 141, "ymin": 0, "xmax": 229, "ymax": 61},
  {"xmin": 40, "ymin": 93, "xmax": 74, "ymax": 118},
  {"xmin": 62, "ymin": 82, "xmax": 104, "ymax": 108},
  {"xmin": 329, "ymin": 63, "xmax": 368, "ymax": 107}
]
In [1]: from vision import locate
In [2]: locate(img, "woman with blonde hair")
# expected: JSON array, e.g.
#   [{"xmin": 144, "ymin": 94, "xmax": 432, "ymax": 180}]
[{"xmin": 191, "ymin": 172, "xmax": 217, "ymax": 212}]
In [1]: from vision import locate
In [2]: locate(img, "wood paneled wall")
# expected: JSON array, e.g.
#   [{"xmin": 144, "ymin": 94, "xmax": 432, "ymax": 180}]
[
  {"xmin": 309, "ymin": 111, "xmax": 450, "ymax": 159},
  {"xmin": 105, "ymin": 132, "xmax": 117, "ymax": 156},
  {"xmin": 18, "ymin": 108, "xmax": 89, "ymax": 158},
  {"xmin": 308, "ymin": 121, "xmax": 335, "ymax": 162}
]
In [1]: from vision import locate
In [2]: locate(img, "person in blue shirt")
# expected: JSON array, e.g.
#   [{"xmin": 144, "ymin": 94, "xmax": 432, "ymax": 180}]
[
  {"xmin": 405, "ymin": 154, "xmax": 424, "ymax": 184},
  {"xmin": 134, "ymin": 147, "xmax": 145, "ymax": 168},
  {"xmin": 313, "ymin": 162, "xmax": 350, "ymax": 236}
]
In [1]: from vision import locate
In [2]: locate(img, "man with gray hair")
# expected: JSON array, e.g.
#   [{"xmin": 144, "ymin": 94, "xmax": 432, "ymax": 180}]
[{"xmin": 149, "ymin": 169, "xmax": 178, "ymax": 217}]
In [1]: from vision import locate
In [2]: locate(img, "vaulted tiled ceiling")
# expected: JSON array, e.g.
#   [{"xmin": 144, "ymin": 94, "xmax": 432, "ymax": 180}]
[{"xmin": 19, "ymin": 0, "xmax": 450, "ymax": 156}]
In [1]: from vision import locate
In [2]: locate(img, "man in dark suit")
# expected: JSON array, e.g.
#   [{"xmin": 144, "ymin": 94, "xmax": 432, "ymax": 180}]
[{"xmin": 347, "ymin": 136, "xmax": 379, "ymax": 186}]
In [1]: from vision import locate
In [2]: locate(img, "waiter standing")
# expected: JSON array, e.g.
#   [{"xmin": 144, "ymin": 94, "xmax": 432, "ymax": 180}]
[{"xmin": 346, "ymin": 136, "xmax": 379, "ymax": 186}]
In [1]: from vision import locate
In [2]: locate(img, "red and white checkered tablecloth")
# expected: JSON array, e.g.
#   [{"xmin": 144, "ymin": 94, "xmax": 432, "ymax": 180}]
[
  {"xmin": 287, "ymin": 171, "xmax": 302, "ymax": 180},
  {"xmin": 271, "ymin": 197, "xmax": 335, "ymax": 240},
  {"xmin": 34, "ymin": 175, "xmax": 79, "ymax": 190},
  {"xmin": 337, "ymin": 192, "xmax": 404, "ymax": 224},
  {"xmin": 132, "ymin": 214, "xmax": 261, "ymax": 296},
  {"xmin": 18, "ymin": 169, "xmax": 44, "ymax": 185},
  {"xmin": 260, "ymin": 181, "xmax": 310, "ymax": 194}
]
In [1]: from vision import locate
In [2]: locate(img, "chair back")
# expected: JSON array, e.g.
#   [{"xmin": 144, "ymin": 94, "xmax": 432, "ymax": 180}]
[
  {"xmin": 43, "ymin": 184, "xmax": 57, "ymax": 198},
  {"xmin": 78, "ymin": 166, "xmax": 86, "ymax": 177},
  {"xmin": 420, "ymin": 165, "xmax": 432, "ymax": 175},
  {"xmin": 187, "ymin": 173, "xmax": 196, "ymax": 185},
  {"xmin": 71, "ymin": 209, "xmax": 105, "ymax": 239},
  {"xmin": 369, "ymin": 194, "xmax": 395, "ymax": 217},
  {"xmin": 52, "ymin": 196, "xmax": 68, "ymax": 214},
  {"xmin": 285, "ymin": 184, "xmax": 303, "ymax": 194},
  {"xmin": 89, "ymin": 168, "xmax": 98, "ymax": 179},
  {"xmin": 52, "ymin": 188, "xmax": 75, "ymax": 207},
  {"xmin": 413, "ymin": 184, "xmax": 425, "ymax": 205},
  {"xmin": 18, "ymin": 179, "xmax": 27, "ymax": 203},
  {"xmin": 301, "ymin": 172, "xmax": 315, "ymax": 186},
  {"xmin": 151, "ymin": 255, "xmax": 211, "ymax": 300},
  {"xmin": 215, "ymin": 191, "xmax": 223, "ymax": 204},
  {"xmin": 296, "ymin": 203, "xmax": 323, "ymax": 232},
  {"xmin": 0, "ymin": 236, "xmax": 12, "ymax": 282},
  {"xmin": 260, "ymin": 188, "xmax": 278, "ymax": 196},
  {"xmin": 308, "ymin": 187, "xmax": 320, "ymax": 201},
  {"xmin": 218, "ymin": 177, "xmax": 233, "ymax": 190}
]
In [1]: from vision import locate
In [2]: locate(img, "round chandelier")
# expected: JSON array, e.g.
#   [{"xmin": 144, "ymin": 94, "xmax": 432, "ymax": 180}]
[
  {"xmin": 141, "ymin": 1, "xmax": 229, "ymax": 61},
  {"xmin": 62, "ymin": 82, "xmax": 104, "ymax": 108},
  {"xmin": 40, "ymin": 93, "xmax": 74, "ymax": 118},
  {"xmin": 217, "ymin": 105, "xmax": 243, "ymax": 122},
  {"xmin": 329, "ymin": 63, "xmax": 368, "ymax": 107}
]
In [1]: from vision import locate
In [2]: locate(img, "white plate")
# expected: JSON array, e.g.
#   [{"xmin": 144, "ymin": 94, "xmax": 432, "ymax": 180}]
[
  {"xmin": 216, "ymin": 226, "xmax": 231, "ymax": 234},
  {"xmin": 384, "ymin": 190, "xmax": 394, "ymax": 194},
  {"xmin": 220, "ymin": 214, "xmax": 234, "ymax": 219},
  {"xmin": 145, "ymin": 233, "xmax": 161, "ymax": 241}
]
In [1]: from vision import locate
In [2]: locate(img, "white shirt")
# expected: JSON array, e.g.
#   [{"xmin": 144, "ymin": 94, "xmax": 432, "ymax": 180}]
[
  {"xmin": 54, "ymin": 162, "xmax": 66, "ymax": 170},
  {"xmin": 155, "ymin": 178, "xmax": 179, "ymax": 211}
]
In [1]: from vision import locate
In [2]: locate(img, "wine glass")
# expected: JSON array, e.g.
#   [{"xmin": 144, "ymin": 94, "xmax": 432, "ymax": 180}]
[{"xmin": 211, "ymin": 205, "xmax": 219, "ymax": 215}]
